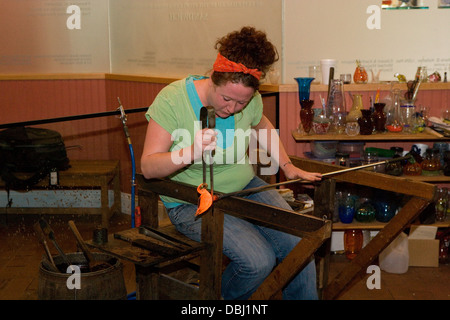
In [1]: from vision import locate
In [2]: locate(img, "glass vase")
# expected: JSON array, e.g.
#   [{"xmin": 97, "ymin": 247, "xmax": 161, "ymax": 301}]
[
  {"xmin": 299, "ymin": 100, "xmax": 314, "ymax": 134},
  {"xmin": 347, "ymin": 94, "xmax": 363, "ymax": 122},
  {"xmin": 386, "ymin": 89, "xmax": 403, "ymax": 132},
  {"xmin": 327, "ymin": 79, "xmax": 347, "ymax": 133},
  {"xmin": 374, "ymin": 191, "xmax": 398, "ymax": 223},
  {"xmin": 355, "ymin": 201, "xmax": 376, "ymax": 222},
  {"xmin": 400, "ymin": 99, "xmax": 416, "ymax": 133},
  {"xmin": 403, "ymin": 155, "xmax": 422, "ymax": 176},
  {"xmin": 294, "ymin": 77, "xmax": 314, "ymax": 102},
  {"xmin": 372, "ymin": 103, "xmax": 387, "ymax": 133},
  {"xmin": 358, "ymin": 109, "xmax": 374, "ymax": 135},
  {"xmin": 353, "ymin": 66, "xmax": 368, "ymax": 84},
  {"xmin": 421, "ymin": 148, "xmax": 441, "ymax": 176},
  {"xmin": 375, "ymin": 200, "xmax": 397, "ymax": 222},
  {"xmin": 344, "ymin": 229, "xmax": 363, "ymax": 260},
  {"xmin": 338, "ymin": 192, "xmax": 356, "ymax": 223},
  {"xmin": 295, "ymin": 77, "xmax": 315, "ymax": 134}
]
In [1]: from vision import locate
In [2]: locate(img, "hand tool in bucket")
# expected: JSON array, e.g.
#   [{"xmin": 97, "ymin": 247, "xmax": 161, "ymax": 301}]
[
  {"xmin": 203, "ymin": 155, "xmax": 413, "ymax": 211},
  {"xmin": 38, "ymin": 218, "xmax": 72, "ymax": 270},
  {"xmin": 33, "ymin": 222, "xmax": 58, "ymax": 272},
  {"xmin": 68, "ymin": 220, "xmax": 111, "ymax": 271},
  {"xmin": 195, "ymin": 106, "xmax": 216, "ymax": 218}
]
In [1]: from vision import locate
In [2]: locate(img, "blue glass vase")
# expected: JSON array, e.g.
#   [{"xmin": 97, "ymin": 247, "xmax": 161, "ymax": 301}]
[
  {"xmin": 294, "ymin": 77, "xmax": 315, "ymax": 103},
  {"xmin": 338, "ymin": 193, "xmax": 356, "ymax": 224},
  {"xmin": 374, "ymin": 191, "xmax": 398, "ymax": 222},
  {"xmin": 375, "ymin": 201, "xmax": 397, "ymax": 222},
  {"xmin": 295, "ymin": 77, "xmax": 315, "ymax": 134}
]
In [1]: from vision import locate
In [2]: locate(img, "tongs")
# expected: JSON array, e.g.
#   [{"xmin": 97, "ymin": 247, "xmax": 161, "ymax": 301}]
[
  {"xmin": 139, "ymin": 225, "xmax": 192, "ymax": 249},
  {"xmin": 195, "ymin": 106, "xmax": 216, "ymax": 218}
]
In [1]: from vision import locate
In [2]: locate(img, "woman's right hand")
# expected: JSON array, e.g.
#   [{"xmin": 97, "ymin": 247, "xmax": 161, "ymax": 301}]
[{"xmin": 193, "ymin": 128, "xmax": 217, "ymax": 162}]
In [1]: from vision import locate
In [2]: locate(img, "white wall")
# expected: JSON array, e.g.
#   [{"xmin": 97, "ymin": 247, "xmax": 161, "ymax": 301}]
[
  {"xmin": 109, "ymin": 0, "xmax": 282, "ymax": 78},
  {"xmin": 0, "ymin": 0, "xmax": 110, "ymax": 73},
  {"xmin": 0, "ymin": 0, "xmax": 448, "ymax": 85},
  {"xmin": 283, "ymin": 0, "xmax": 450, "ymax": 84}
]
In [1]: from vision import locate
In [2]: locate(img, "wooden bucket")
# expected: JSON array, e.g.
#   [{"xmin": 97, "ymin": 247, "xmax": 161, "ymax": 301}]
[{"xmin": 38, "ymin": 252, "xmax": 127, "ymax": 300}]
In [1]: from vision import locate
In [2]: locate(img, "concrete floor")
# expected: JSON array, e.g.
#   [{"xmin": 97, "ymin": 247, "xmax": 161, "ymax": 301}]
[{"xmin": 0, "ymin": 213, "xmax": 449, "ymax": 300}]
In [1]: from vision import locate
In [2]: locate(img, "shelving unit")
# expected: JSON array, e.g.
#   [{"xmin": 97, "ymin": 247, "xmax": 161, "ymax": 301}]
[{"xmin": 291, "ymin": 126, "xmax": 450, "ymax": 230}]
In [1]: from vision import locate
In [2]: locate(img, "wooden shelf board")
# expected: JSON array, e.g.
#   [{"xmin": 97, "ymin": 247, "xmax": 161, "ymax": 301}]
[
  {"xmin": 292, "ymin": 127, "xmax": 448, "ymax": 141},
  {"xmin": 280, "ymin": 81, "xmax": 450, "ymax": 93},
  {"xmin": 403, "ymin": 173, "xmax": 450, "ymax": 183},
  {"xmin": 332, "ymin": 216, "xmax": 450, "ymax": 230}
]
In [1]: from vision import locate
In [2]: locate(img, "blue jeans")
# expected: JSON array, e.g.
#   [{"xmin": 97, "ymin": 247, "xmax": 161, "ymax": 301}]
[{"xmin": 166, "ymin": 176, "xmax": 318, "ymax": 300}]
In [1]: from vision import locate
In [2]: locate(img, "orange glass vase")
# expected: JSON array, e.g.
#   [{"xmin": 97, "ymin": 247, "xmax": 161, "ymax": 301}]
[
  {"xmin": 353, "ymin": 66, "xmax": 368, "ymax": 84},
  {"xmin": 344, "ymin": 229, "xmax": 363, "ymax": 260}
]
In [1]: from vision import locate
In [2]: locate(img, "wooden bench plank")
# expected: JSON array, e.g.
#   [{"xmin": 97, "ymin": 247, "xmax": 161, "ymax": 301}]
[{"xmin": 290, "ymin": 156, "xmax": 436, "ymax": 201}]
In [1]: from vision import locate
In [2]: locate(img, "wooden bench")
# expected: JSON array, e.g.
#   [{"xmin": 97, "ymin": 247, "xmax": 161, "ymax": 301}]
[
  {"xmin": 87, "ymin": 174, "xmax": 331, "ymax": 300},
  {"xmin": 87, "ymin": 154, "xmax": 437, "ymax": 300},
  {"xmin": 0, "ymin": 160, "xmax": 121, "ymax": 227}
]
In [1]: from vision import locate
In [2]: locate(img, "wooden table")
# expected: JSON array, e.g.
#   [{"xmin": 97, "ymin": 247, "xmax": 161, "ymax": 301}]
[{"xmin": 0, "ymin": 160, "xmax": 121, "ymax": 227}]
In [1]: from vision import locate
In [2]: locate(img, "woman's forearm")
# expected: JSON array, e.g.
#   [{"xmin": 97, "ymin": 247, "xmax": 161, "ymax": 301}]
[{"xmin": 141, "ymin": 145, "xmax": 194, "ymax": 179}]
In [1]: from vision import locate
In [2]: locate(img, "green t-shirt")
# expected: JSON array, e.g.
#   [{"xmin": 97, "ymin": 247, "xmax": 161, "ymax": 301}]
[{"xmin": 145, "ymin": 76, "xmax": 263, "ymax": 206}]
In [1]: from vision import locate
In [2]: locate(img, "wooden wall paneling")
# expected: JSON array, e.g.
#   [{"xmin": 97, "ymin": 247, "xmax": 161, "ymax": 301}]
[
  {"xmin": 279, "ymin": 91, "xmax": 307, "ymax": 158},
  {"xmin": 1, "ymin": 76, "xmax": 447, "ymax": 213}
]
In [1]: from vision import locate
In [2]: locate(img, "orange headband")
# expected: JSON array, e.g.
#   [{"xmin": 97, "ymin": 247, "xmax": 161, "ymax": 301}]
[{"xmin": 213, "ymin": 53, "xmax": 262, "ymax": 80}]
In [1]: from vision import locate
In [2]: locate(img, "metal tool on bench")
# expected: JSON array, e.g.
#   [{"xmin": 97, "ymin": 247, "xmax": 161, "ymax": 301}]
[
  {"xmin": 139, "ymin": 225, "xmax": 192, "ymax": 250},
  {"xmin": 113, "ymin": 233, "xmax": 182, "ymax": 256},
  {"xmin": 195, "ymin": 106, "xmax": 216, "ymax": 218}
]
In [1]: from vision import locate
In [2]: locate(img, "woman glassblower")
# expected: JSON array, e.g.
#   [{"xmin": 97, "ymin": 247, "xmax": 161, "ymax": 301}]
[{"xmin": 141, "ymin": 26, "xmax": 322, "ymax": 300}]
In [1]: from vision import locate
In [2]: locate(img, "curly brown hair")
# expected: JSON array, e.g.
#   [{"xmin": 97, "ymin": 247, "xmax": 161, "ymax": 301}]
[{"xmin": 211, "ymin": 26, "xmax": 279, "ymax": 91}]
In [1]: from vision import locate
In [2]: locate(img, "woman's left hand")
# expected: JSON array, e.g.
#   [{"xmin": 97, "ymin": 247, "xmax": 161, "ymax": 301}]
[{"xmin": 282, "ymin": 162, "xmax": 322, "ymax": 182}]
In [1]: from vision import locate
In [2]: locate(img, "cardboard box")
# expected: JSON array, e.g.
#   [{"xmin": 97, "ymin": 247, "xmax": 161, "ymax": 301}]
[{"xmin": 408, "ymin": 225, "xmax": 439, "ymax": 267}]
